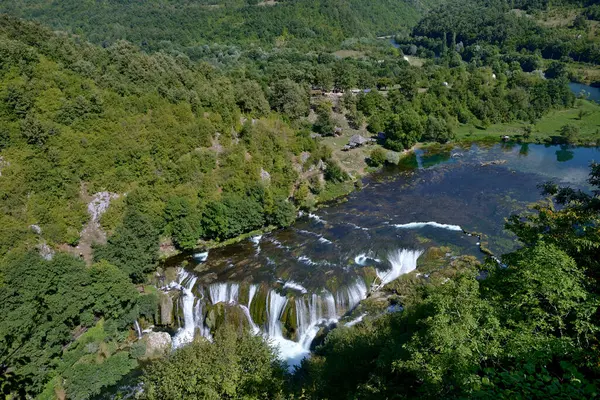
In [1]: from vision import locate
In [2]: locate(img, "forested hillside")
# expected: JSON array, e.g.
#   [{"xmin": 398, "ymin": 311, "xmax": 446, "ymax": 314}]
[{"xmin": 0, "ymin": 0, "xmax": 441, "ymax": 54}]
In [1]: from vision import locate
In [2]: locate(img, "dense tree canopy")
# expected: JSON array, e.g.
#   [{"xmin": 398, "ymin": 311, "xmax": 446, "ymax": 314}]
[
  {"xmin": 1, "ymin": 0, "xmax": 600, "ymax": 398},
  {"xmin": 144, "ymin": 326, "xmax": 287, "ymax": 400}
]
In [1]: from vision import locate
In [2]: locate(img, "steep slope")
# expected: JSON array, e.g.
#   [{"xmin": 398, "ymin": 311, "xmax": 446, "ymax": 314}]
[
  {"xmin": 0, "ymin": 15, "xmax": 319, "ymax": 261},
  {"xmin": 0, "ymin": 0, "xmax": 444, "ymax": 54}
]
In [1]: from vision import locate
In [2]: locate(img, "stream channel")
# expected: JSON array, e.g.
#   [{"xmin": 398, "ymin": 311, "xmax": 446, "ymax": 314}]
[{"xmin": 156, "ymin": 143, "xmax": 599, "ymax": 368}]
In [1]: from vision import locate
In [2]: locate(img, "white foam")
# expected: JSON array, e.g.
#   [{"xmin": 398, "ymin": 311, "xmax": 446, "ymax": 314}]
[
  {"xmin": 318, "ymin": 237, "xmax": 332, "ymax": 244},
  {"xmin": 307, "ymin": 213, "xmax": 326, "ymax": 224},
  {"xmin": 283, "ymin": 281, "xmax": 308, "ymax": 294},
  {"xmin": 376, "ymin": 249, "xmax": 423, "ymax": 286},
  {"xmin": 172, "ymin": 270, "xmax": 198, "ymax": 349},
  {"xmin": 345, "ymin": 313, "xmax": 366, "ymax": 327},
  {"xmin": 354, "ymin": 253, "xmax": 381, "ymax": 266},
  {"xmin": 193, "ymin": 251, "xmax": 209, "ymax": 262},
  {"xmin": 298, "ymin": 256, "xmax": 317, "ymax": 266},
  {"xmin": 392, "ymin": 221, "xmax": 462, "ymax": 231},
  {"xmin": 297, "ymin": 229, "xmax": 333, "ymax": 245},
  {"xmin": 250, "ymin": 235, "xmax": 262, "ymax": 245},
  {"xmin": 270, "ymin": 335, "xmax": 312, "ymax": 370}
]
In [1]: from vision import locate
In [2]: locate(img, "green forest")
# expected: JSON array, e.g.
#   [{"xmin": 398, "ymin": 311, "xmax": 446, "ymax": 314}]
[{"xmin": 0, "ymin": 0, "xmax": 600, "ymax": 398}]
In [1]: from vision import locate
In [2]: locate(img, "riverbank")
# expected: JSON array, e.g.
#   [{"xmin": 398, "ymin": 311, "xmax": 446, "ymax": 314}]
[
  {"xmin": 161, "ymin": 97, "xmax": 600, "ymax": 260},
  {"xmin": 454, "ymin": 99, "xmax": 600, "ymax": 145}
]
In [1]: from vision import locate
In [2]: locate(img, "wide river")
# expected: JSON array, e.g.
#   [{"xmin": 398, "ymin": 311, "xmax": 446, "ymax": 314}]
[{"xmin": 161, "ymin": 143, "xmax": 599, "ymax": 367}]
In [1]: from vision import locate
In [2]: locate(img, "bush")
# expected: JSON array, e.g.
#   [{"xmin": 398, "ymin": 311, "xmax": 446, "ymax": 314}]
[
  {"xmin": 368, "ymin": 148, "xmax": 387, "ymax": 167},
  {"xmin": 324, "ymin": 161, "xmax": 349, "ymax": 183},
  {"xmin": 385, "ymin": 151, "xmax": 401, "ymax": 165},
  {"xmin": 143, "ymin": 325, "xmax": 286, "ymax": 399},
  {"xmin": 560, "ymin": 124, "xmax": 579, "ymax": 143}
]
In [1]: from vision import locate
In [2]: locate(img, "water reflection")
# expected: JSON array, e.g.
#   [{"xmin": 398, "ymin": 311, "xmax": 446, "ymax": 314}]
[
  {"xmin": 519, "ymin": 143, "xmax": 529, "ymax": 157},
  {"xmin": 556, "ymin": 145, "xmax": 575, "ymax": 163}
]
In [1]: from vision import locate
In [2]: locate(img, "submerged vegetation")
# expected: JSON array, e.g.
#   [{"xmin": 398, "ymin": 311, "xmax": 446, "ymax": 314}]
[{"xmin": 0, "ymin": 0, "xmax": 600, "ymax": 398}]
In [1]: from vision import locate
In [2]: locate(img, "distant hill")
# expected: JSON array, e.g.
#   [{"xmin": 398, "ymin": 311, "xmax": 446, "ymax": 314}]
[{"xmin": 0, "ymin": 0, "xmax": 444, "ymax": 55}]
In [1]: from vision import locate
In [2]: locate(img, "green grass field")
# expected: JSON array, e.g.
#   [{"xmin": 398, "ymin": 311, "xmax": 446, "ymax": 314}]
[{"xmin": 455, "ymin": 100, "xmax": 600, "ymax": 145}]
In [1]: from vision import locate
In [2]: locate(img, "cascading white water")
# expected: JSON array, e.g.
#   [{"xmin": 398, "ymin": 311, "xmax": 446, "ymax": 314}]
[
  {"xmin": 193, "ymin": 251, "xmax": 209, "ymax": 262},
  {"xmin": 172, "ymin": 270, "xmax": 198, "ymax": 348},
  {"xmin": 248, "ymin": 284, "xmax": 258, "ymax": 306},
  {"xmin": 209, "ymin": 282, "xmax": 239, "ymax": 305},
  {"xmin": 251, "ymin": 235, "xmax": 262, "ymax": 254},
  {"xmin": 295, "ymin": 291, "xmax": 338, "ymax": 338},
  {"xmin": 193, "ymin": 298, "xmax": 212, "ymax": 341},
  {"xmin": 266, "ymin": 290, "xmax": 288, "ymax": 336},
  {"xmin": 376, "ymin": 249, "xmax": 424, "ymax": 286},
  {"xmin": 335, "ymin": 280, "xmax": 368, "ymax": 313},
  {"xmin": 164, "ymin": 247, "xmax": 421, "ymax": 368},
  {"xmin": 354, "ymin": 253, "xmax": 382, "ymax": 266},
  {"xmin": 133, "ymin": 320, "xmax": 142, "ymax": 339},
  {"xmin": 283, "ymin": 280, "xmax": 308, "ymax": 294},
  {"xmin": 240, "ymin": 305, "xmax": 260, "ymax": 334},
  {"xmin": 324, "ymin": 292, "xmax": 337, "ymax": 319}
]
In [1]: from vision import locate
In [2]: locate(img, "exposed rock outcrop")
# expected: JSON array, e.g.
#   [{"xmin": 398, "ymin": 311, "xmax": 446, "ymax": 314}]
[
  {"xmin": 159, "ymin": 292, "xmax": 174, "ymax": 326},
  {"xmin": 142, "ymin": 331, "xmax": 172, "ymax": 359}
]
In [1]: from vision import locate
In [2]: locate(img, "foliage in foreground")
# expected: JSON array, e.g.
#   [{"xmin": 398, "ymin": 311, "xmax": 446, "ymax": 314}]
[
  {"xmin": 143, "ymin": 326, "xmax": 287, "ymax": 400},
  {"xmin": 0, "ymin": 253, "xmax": 143, "ymax": 398}
]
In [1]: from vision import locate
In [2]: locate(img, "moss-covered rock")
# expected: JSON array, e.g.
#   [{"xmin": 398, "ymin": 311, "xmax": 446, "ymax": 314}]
[
  {"xmin": 416, "ymin": 246, "xmax": 450, "ymax": 275},
  {"xmin": 164, "ymin": 267, "xmax": 179, "ymax": 284},
  {"xmin": 205, "ymin": 303, "xmax": 249, "ymax": 335},
  {"xmin": 361, "ymin": 267, "xmax": 378, "ymax": 290},
  {"xmin": 280, "ymin": 300, "xmax": 298, "ymax": 341},
  {"xmin": 249, "ymin": 284, "xmax": 269, "ymax": 328},
  {"xmin": 158, "ymin": 291, "xmax": 175, "ymax": 326},
  {"xmin": 237, "ymin": 282, "xmax": 250, "ymax": 307}
]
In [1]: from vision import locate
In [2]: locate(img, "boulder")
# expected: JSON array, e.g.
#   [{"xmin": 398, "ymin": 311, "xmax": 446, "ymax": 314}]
[
  {"xmin": 142, "ymin": 331, "xmax": 172, "ymax": 359},
  {"xmin": 260, "ymin": 168, "xmax": 271, "ymax": 183},
  {"xmin": 159, "ymin": 292, "xmax": 174, "ymax": 326}
]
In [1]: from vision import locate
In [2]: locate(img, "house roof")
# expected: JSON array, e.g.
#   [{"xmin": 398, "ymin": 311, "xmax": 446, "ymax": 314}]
[{"xmin": 349, "ymin": 134, "xmax": 368, "ymax": 145}]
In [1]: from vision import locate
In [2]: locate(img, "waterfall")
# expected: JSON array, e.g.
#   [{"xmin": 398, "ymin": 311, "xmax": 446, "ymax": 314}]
[
  {"xmin": 376, "ymin": 249, "xmax": 424, "ymax": 286},
  {"xmin": 248, "ymin": 284, "xmax": 258, "ymax": 307},
  {"xmin": 193, "ymin": 298, "xmax": 212, "ymax": 340},
  {"xmin": 324, "ymin": 291, "xmax": 337, "ymax": 319},
  {"xmin": 209, "ymin": 282, "xmax": 239, "ymax": 304},
  {"xmin": 133, "ymin": 320, "xmax": 142, "ymax": 339},
  {"xmin": 266, "ymin": 290, "xmax": 288, "ymax": 336},
  {"xmin": 162, "ymin": 271, "xmax": 379, "ymax": 369},
  {"xmin": 335, "ymin": 280, "xmax": 367, "ymax": 313},
  {"xmin": 244, "ymin": 284, "xmax": 260, "ymax": 334},
  {"xmin": 295, "ymin": 292, "xmax": 337, "ymax": 339},
  {"xmin": 240, "ymin": 305, "xmax": 260, "ymax": 334},
  {"xmin": 172, "ymin": 270, "xmax": 198, "ymax": 348},
  {"xmin": 270, "ymin": 290, "xmax": 341, "ymax": 370}
]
